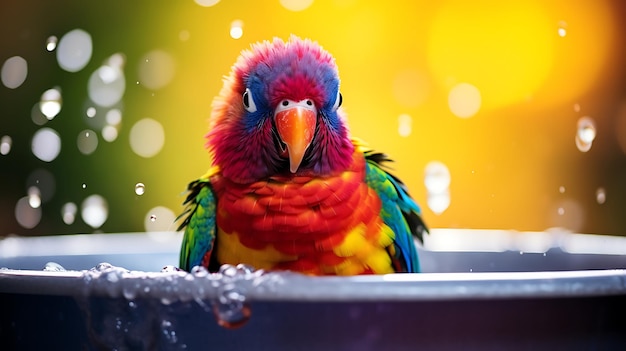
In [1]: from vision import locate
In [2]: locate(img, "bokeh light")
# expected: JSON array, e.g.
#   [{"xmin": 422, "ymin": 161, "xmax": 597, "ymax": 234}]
[
  {"xmin": 56, "ymin": 29, "xmax": 93, "ymax": 72},
  {"xmin": 144, "ymin": 206, "xmax": 176, "ymax": 232},
  {"xmin": 15, "ymin": 197, "xmax": 42, "ymax": 229},
  {"xmin": 448, "ymin": 83, "xmax": 481, "ymax": 118},
  {"xmin": 280, "ymin": 0, "xmax": 314, "ymax": 12},
  {"xmin": 61, "ymin": 202, "xmax": 78, "ymax": 225},
  {"xmin": 397, "ymin": 114, "xmax": 412, "ymax": 137},
  {"xmin": 39, "ymin": 88, "xmax": 62, "ymax": 120},
  {"xmin": 129, "ymin": 118, "xmax": 165, "ymax": 158},
  {"xmin": 229, "ymin": 20, "xmax": 244, "ymax": 40},
  {"xmin": 138, "ymin": 50, "xmax": 176, "ymax": 90},
  {"xmin": 0, "ymin": 135, "xmax": 12, "ymax": 155},
  {"xmin": 194, "ymin": 0, "xmax": 220, "ymax": 7},
  {"xmin": 81, "ymin": 194, "xmax": 108, "ymax": 229},
  {"xmin": 1, "ymin": 56, "xmax": 28, "ymax": 89},
  {"xmin": 26, "ymin": 168, "xmax": 56, "ymax": 203},
  {"xmin": 88, "ymin": 65, "xmax": 126, "ymax": 107},
  {"xmin": 46, "ymin": 36, "xmax": 58, "ymax": 52},
  {"xmin": 135, "ymin": 182, "xmax": 146, "ymax": 196},
  {"xmin": 31, "ymin": 128, "xmax": 61, "ymax": 162},
  {"xmin": 77, "ymin": 129, "xmax": 99, "ymax": 155}
]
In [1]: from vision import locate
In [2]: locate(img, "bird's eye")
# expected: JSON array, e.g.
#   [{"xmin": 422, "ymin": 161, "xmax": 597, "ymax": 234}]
[
  {"xmin": 242, "ymin": 88, "xmax": 257, "ymax": 113},
  {"xmin": 332, "ymin": 90, "xmax": 342, "ymax": 111},
  {"xmin": 281, "ymin": 100, "xmax": 289, "ymax": 107}
]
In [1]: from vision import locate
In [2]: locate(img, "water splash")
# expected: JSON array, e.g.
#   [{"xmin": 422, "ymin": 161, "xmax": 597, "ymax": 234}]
[{"xmin": 43, "ymin": 261, "xmax": 66, "ymax": 272}]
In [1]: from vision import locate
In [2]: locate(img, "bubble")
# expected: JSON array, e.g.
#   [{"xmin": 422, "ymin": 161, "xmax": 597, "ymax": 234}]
[
  {"xmin": 427, "ymin": 191, "xmax": 450, "ymax": 215},
  {"xmin": 596, "ymin": 187, "xmax": 606, "ymax": 205},
  {"xmin": 40, "ymin": 88, "xmax": 62, "ymax": 120},
  {"xmin": 229, "ymin": 20, "xmax": 244, "ymax": 40},
  {"xmin": 56, "ymin": 29, "xmax": 93, "ymax": 72},
  {"xmin": 161, "ymin": 320, "xmax": 178, "ymax": 344},
  {"xmin": 88, "ymin": 65, "xmax": 126, "ymax": 107},
  {"xmin": 27, "ymin": 186, "xmax": 41, "ymax": 208},
  {"xmin": 62, "ymin": 202, "xmax": 78, "ymax": 225},
  {"xmin": 129, "ymin": 118, "xmax": 165, "ymax": 158},
  {"xmin": 43, "ymin": 262, "xmax": 66, "ymax": 272},
  {"xmin": 213, "ymin": 285, "xmax": 251, "ymax": 329},
  {"xmin": 135, "ymin": 182, "xmax": 145, "ymax": 195},
  {"xmin": 46, "ymin": 36, "xmax": 58, "ymax": 51},
  {"xmin": 1, "ymin": 56, "xmax": 28, "ymax": 89},
  {"xmin": 448, "ymin": 82, "xmax": 481, "ymax": 118},
  {"xmin": 280, "ymin": 0, "xmax": 314, "ymax": 11},
  {"xmin": 15, "ymin": 196, "xmax": 42, "ymax": 229},
  {"xmin": 102, "ymin": 125, "xmax": 119, "ymax": 142},
  {"xmin": 76, "ymin": 129, "xmax": 98, "ymax": 155},
  {"xmin": 138, "ymin": 50, "xmax": 176, "ymax": 90},
  {"xmin": 424, "ymin": 161, "xmax": 451, "ymax": 194},
  {"xmin": 81, "ymin": 194, "xmax": 108, "ymax": 228},
  {"xmin": 194, "ymin": 0, "xmax": 220, "ymax": 6},
  {"xmin": 31, "ymin": 128, "xmax": 61, "ymax": 162},
  {"xmin": 26, "ymin": 168, "xmax": 56, "ymax": 202},
  {"xmin": 397, "ymin": 114, "xmax": 412, "ymax": 137},
  {"xmin": 1, "ymin": 135, "xmax": 12, "ymax": 155}
]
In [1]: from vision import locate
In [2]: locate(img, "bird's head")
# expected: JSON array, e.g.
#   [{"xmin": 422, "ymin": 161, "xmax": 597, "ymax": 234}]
[{"xmin": 207, "ymin": 36, "xmax": 354, "ymax": 183}]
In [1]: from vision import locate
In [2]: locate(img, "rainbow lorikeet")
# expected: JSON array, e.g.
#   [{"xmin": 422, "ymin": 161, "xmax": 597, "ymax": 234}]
[{"xmin": 178, "ymin": 36, "xmax": 428, "ymax": 275}]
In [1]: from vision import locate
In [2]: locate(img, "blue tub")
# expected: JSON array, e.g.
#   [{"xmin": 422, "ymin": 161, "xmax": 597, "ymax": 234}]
[{"xmin": 1, "ymin": 229, "xmax": 625, "ymax": 350}]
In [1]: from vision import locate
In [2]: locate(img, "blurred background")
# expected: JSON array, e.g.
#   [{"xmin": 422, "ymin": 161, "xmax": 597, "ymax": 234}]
[{"xmin": 1, "ymin": 0, "xmax": 625, "ymax": 238}]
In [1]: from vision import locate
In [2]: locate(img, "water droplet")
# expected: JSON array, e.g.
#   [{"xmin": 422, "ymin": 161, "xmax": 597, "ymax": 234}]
[
  {"xmin": 46, "ymin": 36, "xmax": 58, "ymax": 51},
  {"xmin": 575, "ymin": 116, "xmax": 596, "ymax": 152},
  {"xmin": 82, "ymin": 183, "xmax": 87, "ymax": 189},
  {"xmin": 161, "ymin": 265, "xmax": 182, "ymax": 273},
  {"xmin": 135, "ymin": 182, "xmax": 145, "ymax": 195},
  {"xmin": 31, "ymin": 127, "xmax": 61, "ymax": 162},
  {"xmin": 229, "ymin": 20, "xmax": 244, "ymax": 39},
  {"xmin": 191, "ymin": 266, "xmax": 209, "ymax": 277},
  {"xmin": 43, "ymin": 262, "xmax": 66, "ymax": 272},
  {"xmin": 577, "ymin": 116, "xmax": 596, "ymax": 144},
  {"xmin": 145, "ymin": 206, "xmax": 176, "ymax": 232},
  {"xmin": 596, "ymin": 187, "xmax": 606, "ymax": 204},
  {"xmin": 559, "ymin": 186, "xmax": 565, "ymax": 194},
  {"xmin": 213, "ymin": 285, "xmax": 251, "ymax": 329},
  {"xmin": 150, "ymin": 214, "xmax": 157, "ymax": 222},
  {"xmin": 1, "ymin": 135, "xmax": 12, "ymax": 155},
  {"xmin": 218, "ymin": 264, "xmax": 239, "ymax": 277},
  {"xmin": 62, "ymin": 202, "xmax": 77, "ymax": 225},
  {"xmin": 235, "ymin": 264, "xmax": 256, "ymax": 274},
  {"xmin": 39, "ymin": 87, "xmax": 62, "ymax": 119},
  {"xmin": 161, "ymin": 320, "xmax": 178, "ymax": 344}
]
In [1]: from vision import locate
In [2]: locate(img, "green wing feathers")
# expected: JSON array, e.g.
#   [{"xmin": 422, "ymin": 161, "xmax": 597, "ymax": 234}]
[
  {"xmin": 364, "ymin": 151, "xmax": 428, "ymax": 272},
  {"xmin": 177, "ymin": 178, "xmax": 217, "ymax": 271}
]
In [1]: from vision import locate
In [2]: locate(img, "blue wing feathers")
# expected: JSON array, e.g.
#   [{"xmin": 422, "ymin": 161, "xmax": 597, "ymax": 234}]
[{"xmin": 364, "ymin": 151, "xmax": 428, "ymax": 273}]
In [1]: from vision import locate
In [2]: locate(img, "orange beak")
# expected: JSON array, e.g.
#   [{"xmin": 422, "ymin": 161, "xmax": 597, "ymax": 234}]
[{"xmin": 275, "ymin": 104, "xmax": 317, "ymax": 173}]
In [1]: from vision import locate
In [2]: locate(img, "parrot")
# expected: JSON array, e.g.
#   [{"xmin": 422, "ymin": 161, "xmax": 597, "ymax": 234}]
[{"xmin": 178, "ymin": 35, "xmax": 428, "ymax": 275}]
